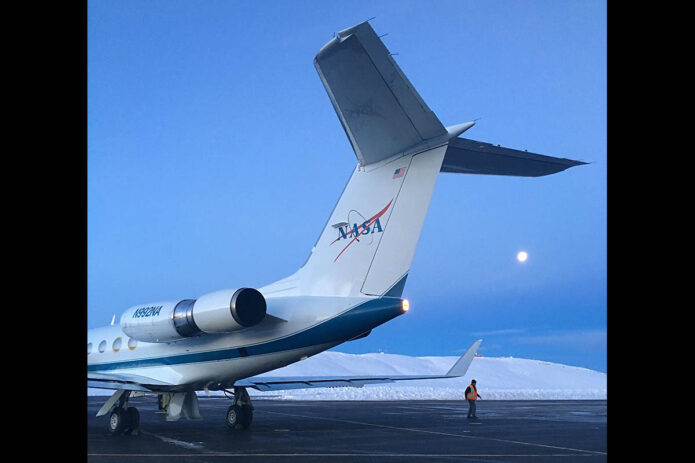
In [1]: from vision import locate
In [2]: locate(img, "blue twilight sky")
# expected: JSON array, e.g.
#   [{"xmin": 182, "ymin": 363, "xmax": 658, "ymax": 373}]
[{"xmin": 88, "ymin": 0, "xmax": 607, "ymax": 371}]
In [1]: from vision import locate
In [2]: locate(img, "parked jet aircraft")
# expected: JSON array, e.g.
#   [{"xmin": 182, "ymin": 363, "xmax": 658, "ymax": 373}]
[{"xmin": 88, "ymin": 21, "xmax": 585, "ymax": 434}]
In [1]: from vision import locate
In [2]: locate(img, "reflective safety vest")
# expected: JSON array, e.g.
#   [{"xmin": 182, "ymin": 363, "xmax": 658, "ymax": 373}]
[{"xmin": 466, "ymin": 384, "xmax": 478, "ymax": 400}]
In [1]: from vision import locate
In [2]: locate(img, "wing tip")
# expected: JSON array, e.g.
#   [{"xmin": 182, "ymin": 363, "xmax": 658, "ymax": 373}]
[{"xmin": 446, "ymin": 339, "xmax": 482, "ymax": 377}]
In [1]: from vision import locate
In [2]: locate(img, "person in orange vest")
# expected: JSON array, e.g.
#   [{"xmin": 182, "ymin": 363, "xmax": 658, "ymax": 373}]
[{"xmin": 465, "ymin": 379, "xmax": 482, "ymax": 419}]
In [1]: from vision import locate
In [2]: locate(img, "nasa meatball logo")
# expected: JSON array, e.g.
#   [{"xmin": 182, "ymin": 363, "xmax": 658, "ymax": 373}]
[{"xmin": 330, "ymin": 199, "xmax": 392, "ymax": 262}]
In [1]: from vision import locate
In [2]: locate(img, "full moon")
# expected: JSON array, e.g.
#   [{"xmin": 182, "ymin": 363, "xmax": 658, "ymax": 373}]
[{"xmin": 517, "ymin": 251, "xmax": 528, "ymax": 263}]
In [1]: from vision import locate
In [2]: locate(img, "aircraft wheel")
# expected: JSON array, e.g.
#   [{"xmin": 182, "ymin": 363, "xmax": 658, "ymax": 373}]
[
  {"xmin": 239, "ymin": 405, "xmax": 253, "ymax": 429},
  {"xmin": 108, "ymin": 408, "xmax": 125, "ymax": 435},
  {"xmin": 123, "ymin": 407, "xmax": 140, "ymax": 435},
  {"xmin": 226, "ymin": 405, "xmax": 242, "ymax": 429}
]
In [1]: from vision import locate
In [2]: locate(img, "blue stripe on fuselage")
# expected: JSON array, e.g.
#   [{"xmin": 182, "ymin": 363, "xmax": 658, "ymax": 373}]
[{"xmin": 88, "ymin": 297, "xmax": 403, "ymax": 372}]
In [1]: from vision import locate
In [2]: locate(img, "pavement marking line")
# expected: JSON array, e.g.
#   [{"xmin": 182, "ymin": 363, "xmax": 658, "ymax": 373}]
[
  {"xmin": 141, "ymin": 431, "xmax": 206, "ymax": 451},
  {"xmin": 258, "ymin": 409, "xmax": 607, "ymax": 456},
  {"xmin": 87, "ymin": 454, "xmax": 602, "ymax": 458}
]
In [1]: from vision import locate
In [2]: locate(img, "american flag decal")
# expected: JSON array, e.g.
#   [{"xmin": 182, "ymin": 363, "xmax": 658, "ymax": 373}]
[{"xmin": 393, "ymin": 167, "xmax": 406, "ymax": 179}]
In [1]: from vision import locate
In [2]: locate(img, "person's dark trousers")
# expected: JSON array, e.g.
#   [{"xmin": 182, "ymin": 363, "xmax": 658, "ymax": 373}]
[{"xmin": 467, "ymin": 399, "xmax": 477, "ymax": 418}]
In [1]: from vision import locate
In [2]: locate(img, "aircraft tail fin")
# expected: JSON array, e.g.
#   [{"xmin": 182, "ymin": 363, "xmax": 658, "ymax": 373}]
[
  {"xmin": 296, "ymin": 143, "xmax": 446, "ymax": 297},
  {"xmin": 267, "ymin": 22, "xmax": 584, "ymax": 300},
  {"xmin": 314, "ymin": 21, "xmax": 447, "ymax": 167},
  {"xmin": 277, "ymin": 22, "xmax": 455, "ymax": 298}
]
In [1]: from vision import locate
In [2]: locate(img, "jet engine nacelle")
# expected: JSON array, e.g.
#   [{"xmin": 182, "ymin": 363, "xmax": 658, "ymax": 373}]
[{"xmin": 120, "ymin": 288, "xmax": 267, "ymax": 343}]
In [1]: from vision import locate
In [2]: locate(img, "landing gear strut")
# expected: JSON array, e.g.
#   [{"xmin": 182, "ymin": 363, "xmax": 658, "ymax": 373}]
[
  {"xmin": 225, "ymin": 386, "xmax": 253, "ymax": 430},
  {"xmin": 107, "ymin": 392, "xmax": 140, "ymax": 435}
]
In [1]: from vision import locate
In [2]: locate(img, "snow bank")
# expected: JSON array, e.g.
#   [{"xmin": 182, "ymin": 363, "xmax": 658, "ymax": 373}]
[
  {"xmin": 249, "ymin": 353, "xmax": 606, "ymax": 400},
  {"xmin": 88, "ymin": 352, "xmax": 606, "ymax": 400}
]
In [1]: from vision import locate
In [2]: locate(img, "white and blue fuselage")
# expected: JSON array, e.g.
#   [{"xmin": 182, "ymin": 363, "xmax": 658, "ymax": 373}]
[{"xmin": 88, "ymin": 293, "xmax": 407, "ymax": 392}]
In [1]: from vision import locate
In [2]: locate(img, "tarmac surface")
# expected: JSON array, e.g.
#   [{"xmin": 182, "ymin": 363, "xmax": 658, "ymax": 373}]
[{"xmin": 87, "ymin": 397, "xmax": 607, "ymax": 462}]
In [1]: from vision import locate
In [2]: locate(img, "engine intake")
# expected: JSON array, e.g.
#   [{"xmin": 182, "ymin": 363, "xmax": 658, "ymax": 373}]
[{"xmin": 121, "ymin": 288, "xmax": 267, "ymax": 343}]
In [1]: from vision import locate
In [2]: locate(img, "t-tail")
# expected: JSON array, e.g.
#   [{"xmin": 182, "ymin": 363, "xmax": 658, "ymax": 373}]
[{"xmin": 265, "ymin": 21, "xmax": 585, "ymax": 299}]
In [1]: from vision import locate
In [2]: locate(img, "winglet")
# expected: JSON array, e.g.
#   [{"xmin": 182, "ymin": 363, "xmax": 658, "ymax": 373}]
[{"xmin": 446, "ymin": 339, "xmax": 482, "ymax": 377}]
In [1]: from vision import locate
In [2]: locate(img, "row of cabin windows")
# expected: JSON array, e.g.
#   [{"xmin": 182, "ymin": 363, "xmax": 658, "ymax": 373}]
[{"xmin": 87, "ymin": 337, "xmax": 137, "ymax": 354}]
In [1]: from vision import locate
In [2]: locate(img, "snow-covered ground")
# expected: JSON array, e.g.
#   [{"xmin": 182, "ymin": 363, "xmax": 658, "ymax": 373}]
[{"xmin": 88, "ymin": 351, "xmax": 606, "ymax": 400}]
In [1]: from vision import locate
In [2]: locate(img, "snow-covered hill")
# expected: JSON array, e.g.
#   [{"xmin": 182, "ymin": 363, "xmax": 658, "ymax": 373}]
[{"xmin": 88, "ymin": 351, "xmax": 606, "ymax": 400}]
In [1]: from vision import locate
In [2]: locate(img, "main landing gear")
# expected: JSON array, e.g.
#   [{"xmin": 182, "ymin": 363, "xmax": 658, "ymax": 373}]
[
  {"xmin": 107, "ymin": 392, "xmax": 140, "ymax": 435},
  {"xmin": 224, "ymin": 386, "xmax": 253, "ymax": 430}
]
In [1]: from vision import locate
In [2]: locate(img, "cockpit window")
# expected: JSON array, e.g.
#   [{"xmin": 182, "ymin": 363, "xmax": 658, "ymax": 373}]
[
  {"xmin": 112, "ymin": 337, "xmax": 122, "ymax": 352},
  {"xmin": 98, "ymin": 340, "xmax": 106, "ymax": 353}
]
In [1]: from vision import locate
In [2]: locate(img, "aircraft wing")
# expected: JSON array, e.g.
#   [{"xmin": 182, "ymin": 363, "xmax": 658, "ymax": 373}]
[
  {"xmin": 236, "ymin": 339, "xmax": 482, "ymax": 392},
  {"xmin": 88, "ymin": 371, "xmax": 174, "ymax": 392},
  {"xmin": 441, "ymin": 137, "xmax": 587, "ymax": 177}
]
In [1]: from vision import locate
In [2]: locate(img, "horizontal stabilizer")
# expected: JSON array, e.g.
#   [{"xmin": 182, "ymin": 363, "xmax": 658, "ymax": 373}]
[
  {"xmin": 442, "ymin": 137, "xmax": 586, "ymax": 177},
  {"xmin": 314, "ymin": 21, "xmax": 446, "ymax": 166}
]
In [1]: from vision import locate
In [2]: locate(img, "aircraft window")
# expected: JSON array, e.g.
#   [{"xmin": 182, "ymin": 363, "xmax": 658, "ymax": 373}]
[
  {"xmin": 98, "ymin": 340, "xmax": 106, "ymax": 353},
  {"xmin": 128, "ymin": 338, "xmax": 137, "ymax": 350},
  {"xmin": 112, "ymin": 337, "xmax": 122, "ymax": 352},
  {"xmin": 87, "ymin": 343, "xmax": 92, "ymax": 355}
]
